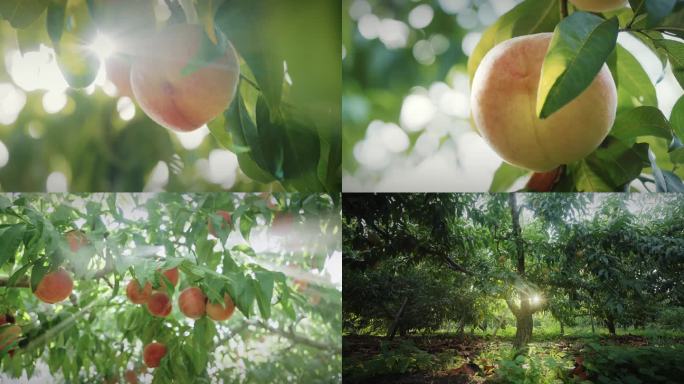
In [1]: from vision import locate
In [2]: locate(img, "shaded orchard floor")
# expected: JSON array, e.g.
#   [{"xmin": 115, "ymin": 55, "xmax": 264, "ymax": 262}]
[{"xmin": 343, "ymin": 332, "xmax": 684, "ymax": 383}]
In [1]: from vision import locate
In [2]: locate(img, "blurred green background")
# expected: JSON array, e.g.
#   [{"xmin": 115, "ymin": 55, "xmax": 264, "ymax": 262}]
[
  {"xmin": 0, "ymin": 0, "xmax": 340, "ymax": 193},
  {"xmin": 342, "ymin": 0, "xmax": 684, "ymax": 191}
]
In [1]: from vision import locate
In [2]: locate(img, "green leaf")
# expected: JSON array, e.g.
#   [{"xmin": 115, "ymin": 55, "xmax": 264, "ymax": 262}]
[
  {"xmin": 214, "ymin": 0, "xmax": 284, "ymax": 111},
  {"xmin": 611, "ymin": 106, "xmax": 672, "ymax": 143},
  {"xmin": 226, "ymin": 92, "xmax": 277, "ymax": 184},
  {"xmin": 0, "ymin": 0, "xmax": 50, "ymax": 29},
  {"xmin": 54, "ymin": 1, "xmax": 99, "ymax": 88},
  {"xmin": 254, "ymin": 97, "xmax": 321, "ymax": 180},
  {"xmin": 607, "ymin": 44, "xmax": 657, "ymax": 112},
  {"xmin": 537, "ymin": 13, "xmax": 619, "ymax": 119},
  {"xmin": 46, "ymin": 0, "xmax": 67, "ymax": 45},
  {"xmin": 653, "ymin": 39, "xmax": 684, "ymax": 90},
  {"xmin": 631, "ymin": 0, "xmax": 677, "ymax": 27},
  {"xmin": 468, "ymin": 0, "xmax": 560, "ymax": 81},
  {"xmin": 489, "ymin": 162, "xmax": 530, "ymax": 192},
  {"xmin": 569, "ymin": 138, "xmax": 647, "ymax": 191},
  {"xmin": 254, "ymin": 271, "xmax": 274, "ymax": 319},
  {"xmin": 671, "ymin": 95, "xmax": 684, "ymax": 140},
  {"xmin": 0, "ymin": 224, "xmax": 25, "ymax": 269},
  {"xmin": 30, "ymin": 259, "xmax": 49, "ymax": 292},
  {"xmin": 235, "ymin": 277, "xmax": 255, "ymax": 317},
  {"xmin": 0, "ymin": 195, "xmax": 11, "ymax": 210}
]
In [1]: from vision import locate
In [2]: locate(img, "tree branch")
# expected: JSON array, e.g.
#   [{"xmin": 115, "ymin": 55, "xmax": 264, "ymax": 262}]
[
  {"xmin": 560, "ymin": 0, "xmax": 568, "ymax": 19},
  {"xmin": 248, "ymin": 320, "xmax": 338, "ymax": 352}
]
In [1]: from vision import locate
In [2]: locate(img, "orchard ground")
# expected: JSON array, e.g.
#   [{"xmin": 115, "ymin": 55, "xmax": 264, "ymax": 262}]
[{"xmin": 343, "ymin": 317, "xmax": 684, "ymax": 383}]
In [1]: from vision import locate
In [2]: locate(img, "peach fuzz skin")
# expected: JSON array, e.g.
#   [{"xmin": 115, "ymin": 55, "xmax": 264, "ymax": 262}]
[
  {"xmin": 130, "ymin": 24, "xmax": 240, "ymax": 132},
  {"xmin": 470, "ymin": 33, "xmax": 617, "ymax": 172}
]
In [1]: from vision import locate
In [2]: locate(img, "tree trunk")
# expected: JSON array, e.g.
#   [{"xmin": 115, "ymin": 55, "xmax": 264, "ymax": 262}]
[
  {"xmin": 513, "ymin": 297, "xmax": 533, "ymax": 349},
  {"xmin": 560, "ymin": 320, "xmax": 565, "ymax": 336},
  {"xmin": 590, "ymin": 309, "xmax": 595, "ymax": 334},
  {"xmin": 387, "ymin": 297, "xmax": 409, "ymax": 340},
  {"xmin": 605, "ymin": 315, "xmax": 616, "ymax": 336},
  {"xmin": 456, "ymin": 318, "xmax": 465, "ymax": 336},
  {"xmin": 508, "ymin": 194, "xmax": 534, "ymax": 350}
]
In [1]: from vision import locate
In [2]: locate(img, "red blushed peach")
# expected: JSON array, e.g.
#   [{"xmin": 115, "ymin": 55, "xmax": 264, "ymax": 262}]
[
  {"xmin": 143, "ymin": 342, "xmax": 167, "ymax": 368},
  {"xmin": 293, "ymin": 279, "xmax": 308, "ymax": 293},
  {"xmin": 0, "ymin": 325, "xmax": 21, "ymax": 354},
  {"xmin": 124, "ymin": 369, "xmax": 138, "ymax": 384},
  {"xmin": 271, "ymin": 212, "xmax": 295, "ymax": 236},
  {"xmin": 525, "ymin": 167, "xmax": 563, "ymax": 192},
  {"xmin": 106, "ymin": 55, "xmax": 134, "ymax": 98},
  {"xmin": 206, "ymin": 293, "xmax": 235, "ymax": 322},
  {"xmin": 66, "ymin": 230, "xmax": 89, "ymax": 252},
  {"xmin": 569, "ymin": 0, "xmax": 627, "ymax": 12},
  {"xmin": 126, "ymin": 280, "xmax": 152, "ymax": 304},
  {"xmin": 178, "ymin": 287, "xmax": 206, "ymax": 319},
  {"xmin": 208, "ymin": 210, "xmax": 232, "ymax": 237},
  {"xmin": 470, "ymin": 33, "xmax": 617, "ymax": 172},
  {"xmin": 130, "ymin": 24, "xmax": 240, "ymax": 132},
  {"xmin": 146, "ymin": 291, "xmax": 172, "ymax": 317},
  {"xmin": 34, "ymin": 268, "xmax": 74, "ymax": 304},
  {"xmin": 158, "ymin": 267, "xmax": 179, "ymax": 289}
]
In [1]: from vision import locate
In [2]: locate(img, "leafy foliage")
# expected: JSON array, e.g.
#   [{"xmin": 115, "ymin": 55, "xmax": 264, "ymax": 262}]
[{"xmin": 0, "ymin": 193, "xmax": 342, "ymax": 383}]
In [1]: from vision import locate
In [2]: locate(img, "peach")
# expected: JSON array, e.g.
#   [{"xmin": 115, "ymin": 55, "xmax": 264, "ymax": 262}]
[
  {"xmin": 293, "ymin": 279, "xmax": 308, "ymax": 293},
  {"xmin": 271, "ymin": 212, "xmax": 295, "ymax": 236},
  {"xmin": 206, "ymin": 293, "xmax": 235, "ymax": 322},
  {"xmin": 178, "ymin": 287, "xmax": 206, "ymax": 319},
  {"xmin": 569, "ymin": 0, "xmax": 627, "ymax": 12},
  {"xmin": 124, "ymin": 369, "xmax": 138, "ymax": 384},
  {"xmin": 130, "ymin": 24, "xmax": 240, "ymax": 132},
  {"xmin": 34, "ymin": 268, "xmax": 74, "ymax": 304},
  {"xmin": 525, "ymin": 167, "xmax": 563, "ymax": 192},
  {"xmin": 143, "ymin": 342, "xmax": 167, "ymax": 368},
  {"xmin": 106, "ymin": 55, "xmax": 134, "ymax": 98},
  {"xmin": 470, "ymin": 33, "xmax": 616, "ymax": 172},
  {"xmin": 158, "ymin": 267, "xmax": 179, "ymax": 289},
  {"xmin": 0, "ymin": 325, "xmax": 21, "ymax": 354},
  {"xmin": 208, "ymin": 210, "xmax": 232, "ymax": 236},
  {"xmin": 146, "ymin": 291, "xmax": 172, "ymax": 317},
  {"xmin": 66, "ymin": 230, "xmax": 89, "ymax": 252},
  {"xmin": 126, "ymin": 280, "xmax": 152, "ymax": 304}
]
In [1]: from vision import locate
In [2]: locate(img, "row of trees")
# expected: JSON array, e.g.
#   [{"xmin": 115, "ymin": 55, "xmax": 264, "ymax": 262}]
[{"xmin": 343, "ymin": 193, "xmax": 684, "ymax": 349}]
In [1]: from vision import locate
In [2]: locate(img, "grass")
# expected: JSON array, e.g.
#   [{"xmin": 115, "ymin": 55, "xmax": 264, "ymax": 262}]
[{"xmin": 343, "ymin": 324, "xmax": 684, "ymax": 384}]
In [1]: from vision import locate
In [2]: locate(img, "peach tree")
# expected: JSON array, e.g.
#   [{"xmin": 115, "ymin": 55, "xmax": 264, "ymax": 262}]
[
  {"xmin": 472, "ymin": 0, "xmax": 684, "ymax": 192},
  {"xmin": 0, "ymin": 193, "xmax": 341, "ymax": 383},
  {"xmin": 0, "ymin": 0, "xmax": 339, "ymax": 192}
]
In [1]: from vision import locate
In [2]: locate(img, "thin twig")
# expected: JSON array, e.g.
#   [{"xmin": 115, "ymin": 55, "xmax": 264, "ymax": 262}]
[{"xmin": 560, "ymin": 0, "xmax": 569, "ymax": 19}]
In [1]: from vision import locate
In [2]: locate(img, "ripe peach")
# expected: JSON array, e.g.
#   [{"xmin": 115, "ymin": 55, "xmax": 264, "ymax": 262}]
[
  {"xmin": 0, "ymin": 325, "xmax": 21, "ymax": 353},
  {"xmin": 470, "ymin": 33, "xmax": 616, "ymax": 172},
  {"xmin": 143, "ymin": 342, "xmax": 167, "ymax": 368},
  {"xmin": 271, "ymin": 212, "xmax": 295, "ymax": 236},
  {"xmin": 525, "ymin": 167, "xmax": 563, "ymax": 192},
  {"xmin": 293, "ymin": 279, "xmax": 308, "ymax": 293},
  {"xmin": 206, "ymin": 293, "xmax": 235, "ymax": 322},
  {"xmin": 106, "ymin": 55, "xmax": 134, "ymax": 98},
  {"xmin": 178, "ymin": 287, "xmax": 207, "ymax": 319},
  {"xmin": 569, "ymin": 0, "xmax": 627, "ymax": 12},
  {"xmin": 34, "ymin": 268, "xmax": 74, "ymax": 304},
  {"xmin": 146, "ymin": 291, "xmax": 172, "ymax": 317},
  {"xmin": 66, "ymin": 230, "xmax": 89, "ymax": 252},
  {"xmin": 178, "ymin": 287, "xmax": 206, "ymax": 319},
  {"xmin": 158, "ymin": 267, "xmax": 179, "ymax": 289},
  {"xmin": 130, "ymin": 24, "xmax": 240, "ymax": 132},
  {"xmin": 208, "ymin": 210, "xmax": 232, "ymax": 236},
  {"xmin": 126, "ymin": 280, "xmax": 152, "ymax": 304},
  {"xmin": 124, "ymin": 369, "xmax": 138, "ymax": 384}
]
